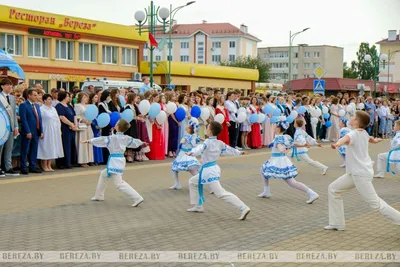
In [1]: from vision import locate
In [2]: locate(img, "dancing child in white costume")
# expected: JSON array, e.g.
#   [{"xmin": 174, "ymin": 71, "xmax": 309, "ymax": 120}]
[
  {"xmin": 327, "ymin": 111, "xmax": 400, "ymax": 231},
  {"xmin": 82, "ymin": 119, "xmax": 147, "ymax": 207},
  {"xmin": 186, "ymin": 122, "xmax": 251, "ymax": 220},
  {"xmin": 338, "ymin": 119, "xmax": 351, "ymax": 168}
]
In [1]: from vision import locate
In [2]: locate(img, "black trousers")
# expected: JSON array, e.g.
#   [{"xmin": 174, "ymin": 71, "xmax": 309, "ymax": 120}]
[{"xmin": 228, "ymin": 121, "xmax": 239, "ymax": 148}]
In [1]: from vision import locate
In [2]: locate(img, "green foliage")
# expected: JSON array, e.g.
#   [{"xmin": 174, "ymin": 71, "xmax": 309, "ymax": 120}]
[
  {"xmin": 343, "ymin": 61, "xmax": 358, "ymax": 79},
  {"xmin": 219, "ymin": 56, "xmax": 270, "ymax": 82},
  {"xmin": 355, "ymin": 42, "xmax": 378, "ymax": 80}
]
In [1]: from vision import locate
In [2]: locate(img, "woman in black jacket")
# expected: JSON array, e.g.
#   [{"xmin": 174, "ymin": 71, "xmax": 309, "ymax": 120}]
[{"xmin": 98, "ymin": 90, "xmax": 111, "ymax": 162}]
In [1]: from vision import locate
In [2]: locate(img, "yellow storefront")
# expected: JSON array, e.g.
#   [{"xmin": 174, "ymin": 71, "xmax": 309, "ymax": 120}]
[
  {"xmin": 0, "ymin": 5, "xmax": 147, "ymax": 92},
  {"xmin": 140, "ymin": 61, "xmax": 259, "ymax": 95}
]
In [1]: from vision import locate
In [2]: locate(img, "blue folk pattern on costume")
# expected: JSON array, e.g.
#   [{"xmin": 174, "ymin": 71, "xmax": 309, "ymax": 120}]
[
  {"xmin": 106, "ymin": 154, "xmax": 124, "ymax": 178},
  {"xmin": 338, "ymin": 127, "xmax": 350, "ymax": 156},
  {"xmin": 387, "ymin": 147, "xmax": 400, "ymax": 174},
  {"xmin": 261, "ymin": 162, "xmax": 298, "ymax": 179},
  {"xmin": 198, "ymin": 161, "xmax": 217, "ymax": 205},
  {"xmin": 171, "ymin": 159, "xmax": 201, "ymax": 172}
]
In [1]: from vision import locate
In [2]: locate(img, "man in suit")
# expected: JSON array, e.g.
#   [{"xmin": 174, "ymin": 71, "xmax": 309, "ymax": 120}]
[
  {"xmin": 19, "ymin": 89, "xmax": 43, "ymax": 175},
  {"xmin": 0, "ymin": 78, "xmax": 19, "ymax": 177}
]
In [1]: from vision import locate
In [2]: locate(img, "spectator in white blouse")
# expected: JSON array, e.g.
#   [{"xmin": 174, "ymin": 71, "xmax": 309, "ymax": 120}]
[{"xmin": 377, "ymin": 100, "xmax": 390, "ymax": 139}]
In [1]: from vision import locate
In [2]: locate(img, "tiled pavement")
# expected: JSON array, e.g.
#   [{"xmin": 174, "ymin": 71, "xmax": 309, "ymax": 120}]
[{"xmin": 0, "ymin": 142, "xmax": 399, "ymax": 267}]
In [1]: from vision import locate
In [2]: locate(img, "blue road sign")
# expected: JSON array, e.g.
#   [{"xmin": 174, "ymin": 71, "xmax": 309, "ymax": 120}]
[{"xmin": 313, "ymin": 79, "xmax": 325, "ymax": 94}]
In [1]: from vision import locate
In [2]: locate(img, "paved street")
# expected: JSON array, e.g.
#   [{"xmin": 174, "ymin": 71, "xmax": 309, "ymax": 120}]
[{"xmin": 0, "ymin": 141, "xmax": 399, "ymax": 267}]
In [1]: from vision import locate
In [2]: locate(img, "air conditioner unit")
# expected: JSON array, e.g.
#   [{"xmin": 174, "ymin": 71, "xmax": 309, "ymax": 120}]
[{"xmin": 132, "ymin": 72, "xmax": 142, "ymax": 81}]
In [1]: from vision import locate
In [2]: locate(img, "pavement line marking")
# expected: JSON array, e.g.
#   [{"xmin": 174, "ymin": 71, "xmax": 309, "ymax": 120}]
[{"xmin": 0, "ymin": 146, "xmax": 327, "ymax": 185}]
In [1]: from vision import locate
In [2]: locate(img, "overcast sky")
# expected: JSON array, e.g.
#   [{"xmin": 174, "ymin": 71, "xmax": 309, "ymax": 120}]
[{"xmin": 2, "ymin": 0, "xmax": 400, "ymax": 63}]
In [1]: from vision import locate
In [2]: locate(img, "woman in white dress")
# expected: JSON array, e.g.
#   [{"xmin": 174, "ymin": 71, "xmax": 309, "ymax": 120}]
[
  {"xmin": 74, "ymin": 92, "xmax": 94, "ymax": 168},
  {"xmin": 37, "ymin": 94, "xmax": 64, "ymax": 172},
  {"xmin": 205, "ymin": 97, "xmax": 215, "ymax": 137}
]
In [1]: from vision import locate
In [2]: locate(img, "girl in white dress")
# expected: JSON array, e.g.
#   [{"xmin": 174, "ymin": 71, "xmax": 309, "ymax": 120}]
[
  {"xmin": 240, "ymin": 97, "xmax": 251, "ymax": 149},
  {"xmin": 170, "ymin": 118, "xmax": 202, "ymax": 189},
  {"xmin": 258, "ymin": 116, "xmax": 319, "ymax": 204},
  {"xmin": 338, "ymin": 119, "xmax": 351, "ymax": 168},
  {"xmin": 38, "ymin": 94, "xmax": 64, "ymax": 171}
]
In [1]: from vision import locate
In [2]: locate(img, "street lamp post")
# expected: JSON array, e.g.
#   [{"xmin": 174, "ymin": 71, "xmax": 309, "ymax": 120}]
[
  {"xmin": 364, "ymin": 53, "xmax": 388, "ymax": 97},
  {"xmin": 134, "ymin": 1, "xmax": 170, "ymax": 87},
  {"xmin": 167, "ymin": 1, "xmax": 195, "ymax": 87},
  {"xmin": 288, "ymin": 27, "xmax": 310, "ymax": 91}
]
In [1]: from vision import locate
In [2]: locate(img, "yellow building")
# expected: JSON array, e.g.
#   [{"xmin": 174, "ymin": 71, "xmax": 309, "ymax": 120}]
[
  {"xmin": 140, "ymin": 61, "xmax": 259, "ymax": 95},
  {"xmin": 0, "ymin": 5, "xmax": 147, "ymax": 91},
  {"xmin": 377, "ymin": 30, "xmax": 400, "ymax": 83}
]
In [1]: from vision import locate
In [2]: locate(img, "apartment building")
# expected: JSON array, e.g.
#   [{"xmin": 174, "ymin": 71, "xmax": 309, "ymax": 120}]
[
  {"xmin": 143, "ymin": 22, "xmax": 261, "ymax": 65},
  {"xmin": 258, "ymin": 45, "xmax": 344, "ymax": 84},
  {"xmin": 377, "ymin": 30, "xmax": 400, "ymax": 85}
]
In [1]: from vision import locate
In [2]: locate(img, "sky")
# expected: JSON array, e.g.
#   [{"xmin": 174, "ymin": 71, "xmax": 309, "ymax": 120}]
[{"xmin": 2, "ymin": 0, "xmax": 400, "ymax": 63}]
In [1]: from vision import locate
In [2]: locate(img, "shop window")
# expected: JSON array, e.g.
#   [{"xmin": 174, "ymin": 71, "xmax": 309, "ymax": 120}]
[
  {"xmin": 28, "ymin": 37, "xmax": 49, "ymax": 58},
  {"xmin": 56, "ymin": 40, "xmax": 74, "ymax": 60},
  {"xmin": 28, "ymin": 80, "xmax": 49, "ymax": 93},
  {"xmin": 56, "ymin": 81, "xmax": 75, "ymax": 92},
  {"xmin": 79, "ymin": 43, "xmax": 97, "ymax": 62},
  {"xmin": 0, "ymin": 33, "xmax": 23, "ymax": 56},
  {"xmin": 102, "ymin": 45, "xmax": 118, "ymax": 64},
  {"xmin": 122, "ymin": 48, "xmax": 138, "ymax": 66}
]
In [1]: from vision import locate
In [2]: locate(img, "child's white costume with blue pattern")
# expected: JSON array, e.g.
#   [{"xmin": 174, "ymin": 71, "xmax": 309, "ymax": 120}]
[
  {"xmin": 338, "ymin": 127, "xmax": 351, "ymax": 156},
  {"xmin": 261, "ymin": 135, "xmax": 298, "ymax": 179},
  {"xmin": 171, "ymin": 134, "xmax": 201, "ymax": 172},
  {"xmin": 376, "ymin": 131, "xmax": 400, "ymax": 177}
]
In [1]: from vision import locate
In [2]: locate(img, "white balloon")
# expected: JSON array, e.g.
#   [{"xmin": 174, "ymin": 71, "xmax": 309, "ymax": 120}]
[
  {"xmin": 238, "ymin": 107, "xmax": 246, "ymax": 114},
  {"xmin": 237, "ymin": 112, "xmax": 247, "ymax": 123},
  {"xmin": 338, "ymin": 109, "xmax": 346, "ymax": 117},
  {"xmin": 291, "ymin": 110, "xmax": 298, "ymax": 118},
  {"xmin": 322, "ymin": 106, "xmax": 329, "ymax": 114},
  {"xmin": 190, "ymin": 117, "xmax": 199, "ymax": 125},
  {"xmin": 214, "ymin": 113, "xmax": 225, "ymax": 124},
  {"xmin": 138, "ymin": 100, "xmax": 150, "ymax": 115},
  {"xmin": 278, "ymin": 115, "xmax": 286, "ymax": 122},
  {"xmin": 257, "ymin": 113, "xmax": 266, "ymax": 123},
  {"xmin": 357, "ymin": 103, "xmax": 365, "ymax": 110},
  {"xmin": 346, "ymin": 105, "xmax": 353, "ymax": 113},
  {"xmin": 350, "ymin": 102, "xmax": 356, "ymax": 108},
  {"xmin": 311, "ymin": 117, "xmax": 319, "ymax": 125},
  {"xmin": 155, "ymin": 110, "xmax": 167, "ymax": 124},
  {"xmin": 166, "ymin": 102, "xmax": 177, "ymax": 114},
  {"xmin": 315, "ymin": 108, "xmax": 322, "ymax": 117},
  {"xmin": 200, "ymin": 107, "xmax": 210, "ymax": 120}
]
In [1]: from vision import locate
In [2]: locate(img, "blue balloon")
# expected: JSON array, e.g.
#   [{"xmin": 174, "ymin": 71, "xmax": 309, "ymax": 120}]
[
  {"xmin": 298, "ymin": 106, "xmax": 307, "ymax": 115},
  {"xmin": 119, "ymin": 95, "xmax": 126, "ymax": 107},
  {"xmin": 121, "ymin": 109, "xmax": 134, "ymax": 122},
  {"xmin": 325, "ymin": 121, "xmax": 332, "ymax": 128},
  {"xmin": 273, "ymin": 108, "xmax": 281, "ymax": 117},
  {"xmin": 324, "ymin": 113, "xmax": 330, "ymax": 119},
  {"xmin": 149, "ymin": 103, "xmax": 161, "ymax": 119},
  {"xmin": 110, "ymin": 111, "xmax": 121, "ymax": 127},
  {"xmin": 85, "ymin": 104, "xmax": 98, "ymax": 121},
  {"xmin": 286, "ymin": 115, "xmax": 295, "ymax": 123},
  {"xmin": 249, "ymin": 113, "xmax": 258, "ymax": 123},
  {"xmin": 261, "ymin": 116, "xmax": 268, "ymax": 125},
  {"xmin": 175, "ymin": 107, "xmax": 186, "ymax": 122},
  {"xmin": 97, "ymin": 113, "xmax": 110, "ymax": 128},
  {"xmin": 263, "ymin": 104, "xmax": 274, "ymax": 115},
  {"xmin": 190, "ymin": 105, "xmax": 201, "ymax": 118},
  {"xmin": 270, "ymin": 116, "xmax": 279, "ymax": 123}
]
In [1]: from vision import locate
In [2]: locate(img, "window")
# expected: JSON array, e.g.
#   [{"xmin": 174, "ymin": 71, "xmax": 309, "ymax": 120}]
[
  {"xmin": 167, "ymin": 42, "xmax": 173, "ymax": 49},
  {"xmin": 167, "ymin": 55, "xmax": 173, "ymax": 61},
  {"xmin": 28, "ymin": 80, "xmax": 49, "ymax": 92},
  {"xmin": 180, "ymin": 55, "xmax": 189, "ymax": 62},
  {"xmin": 303, "ymin": 74, "xmax": 311, "ymax": 78},
  {"xmin": 122, "ymin": 48, "xmax": 138, "ymax": 66},
  {"xmin": 212, "ymin": 55, "xmax": 221, "ymax": 62},
  {"xmin": 102, "ymin": 45, "xmax": 118, "ymax": 64},
  {"xmin": 79, "ymin": 43, "xmax": 97, "ymax": 62},
  {"xmin": 0, "ymin": 34, "xmax": 23, "ymax": 56},
  {"xmin": 56, "ymin": 81, "xmax": 75, "ymax": 92},
  {"xmin": 56, "ymin": 40, "xmax": 73, "ymax": 60},
  {"xmin": 269, "ymin": 52, "xmax": 288, "ymax": 58},
  {"xmin": 304, "ymin": 52, "xmax": 311, "ymax": 58},
  {"xmin": 144, "ymin": 43, "xmax": 149, "ymax": 49},
  {"xmin": 304, "ymin": 63, "xmax": 310, "ymax": 69},
  {"xmin": 294, "ymin": 52, "xmax": 298, "ymax": 58},
  {"xmin": 292, "ymin": 63, "xmax": 298, "ymax": 69},
  {"xmin": 229, "ymin": 41, "xmax": 236, "ymax": 48},
  {"xmin": 198, "ymin": 60, "xmax": 204, "ymax": 64},
  {"xmin": 292, "ymin": 74, "xmax": 298, "ymax": 80},
  {"xmin": 229, "ymin": 55, "xmax": 236, "ymax": 61},
  {"xmin": 28, "ymin": 37, "xmax": 49, "ymax": 58},
  {"xmin": 143, "ymin": 56, "xmax": 148, "ymax": 61},
  {"xmin": 181, "ymin": 42, "xmax": 189, "ymax": 49},
  {"xmin": 314, "ymin": 52, "xmax": 320, "ymax": 58},
  {"xmin": 198, "ymin": 42, "xmax": 204, "ymax": 45},
  {"xmin": 271, "ymin": 63, "xmax": 289, "ymax": 69},
  {"xmin": 155, "ymin": 55, "xmax": 161, "ymax": 61},
  {"xmin": 212, "ymin": 42, "xmax": 221, "ymax": 49},
  {"xmin": 313, "ymin": 63, "xmax": 320, "ymax": 68}
]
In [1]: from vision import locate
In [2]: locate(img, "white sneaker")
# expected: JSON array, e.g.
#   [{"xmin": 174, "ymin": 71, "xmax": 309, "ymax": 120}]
[
  {"xmin": 306, "ymin": 193, "xmax": 319, "ymax": 204},
  {"xmin": 142, "ymin": 155, "xmax": 149, "ymax": 161},
  {"xmin": 322, "ymin": 167, "xmax": 329, "ymax": 175},
  {"xmin": 340, "ymin": 163, "xmax": 346, "ymax": 168},
  {"xmin": 235, "ymin": 146, "xmax": 242, "ymax": 150},
  {"xmin": 91, "ymin": 197, "xmax": 104, "ymax": 201},
  {"xmin": 374, "ymin": 175, "xmax": 384, "ymax": 179},
  {"xmin": 132, "ymin": 197, "xmax": 144, "ymax": 207},
  {"xmin": 257, "ymin": 192, "xmax": 272, "ymax": 198},
  {"xmin": 324, "ymin": 225, "xmax": 345, "ymax": 231},
  {"xmin": 321, "ymin": 139, "xmax": 329, "ymax": 143},
  {"xmin": 169, "ymin": 184, "xmax": 182, "ymax": 190},
  {"xmin": 239, "ymin": 206, "xmax": 250, "ymax": 220},
  {"xmin": 187, "ymin": 206, "xmax": 204, "ymax": 212}
]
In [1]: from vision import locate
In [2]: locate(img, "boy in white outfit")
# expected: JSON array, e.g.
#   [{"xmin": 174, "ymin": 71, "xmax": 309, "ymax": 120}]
[
  {"xmin": 186, "ymin": 122, "xmax": 251, "ymax": 220},
  {"xmin": 328, "ymin": 111, "xmax": 400, "ymax": 231},
  {"xmin": 82, "ymin": 119, "xmax": 147, "ymax": 207},
  {"xmin": 374, "ymin": 120, "xmax": 400, "ymax": 178},
  {"xmin": 292, "ymin": 118, "xmax": 328, "ymax": 175}
]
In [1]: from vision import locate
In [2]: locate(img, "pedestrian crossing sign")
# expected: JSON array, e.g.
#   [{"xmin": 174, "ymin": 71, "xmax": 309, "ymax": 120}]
[{"xmin": 313, "ymin": 79, "xmax": 325, "ymax": 94}]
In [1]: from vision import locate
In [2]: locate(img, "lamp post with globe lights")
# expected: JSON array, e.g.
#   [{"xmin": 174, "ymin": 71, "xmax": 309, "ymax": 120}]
[
  {"xmin": 364, "ymin": 53, "xmax": 388, "ymax": 97},
  {"xmin": 288, "ymin": 27, "xmax": 310, "ymax": 91}
]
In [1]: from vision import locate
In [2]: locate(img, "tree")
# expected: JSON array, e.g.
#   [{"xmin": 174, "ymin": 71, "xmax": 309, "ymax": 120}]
[
  {"xmin": 219, "ymin": 56, "xmax": 270, "ymax": 82},
  {"xmin": 343, "ymin": 61, "xmax": 358, "ymax": 79},
  {"xmin": 355, "ymin": 42, "xmax": 378, "ymax": 80}
]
